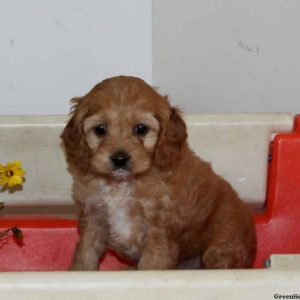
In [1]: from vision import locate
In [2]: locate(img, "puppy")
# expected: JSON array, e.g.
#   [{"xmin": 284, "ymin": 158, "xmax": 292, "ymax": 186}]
[{"xmin": 62, "ymin": 76, "xmax": 256, "ymax": 270}]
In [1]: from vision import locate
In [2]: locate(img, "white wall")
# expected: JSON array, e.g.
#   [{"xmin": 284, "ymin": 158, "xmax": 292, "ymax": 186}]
[
  {"xmin": 0, "ymin": 0, "xmax": 152, "ymax": 115},
  {"xmin": 153, "ymin": 0, "xmax": 300, "ymax": 113},
  {"xmin": 1, "ymin": 1, "xmax": 300, "ymax": 115}
]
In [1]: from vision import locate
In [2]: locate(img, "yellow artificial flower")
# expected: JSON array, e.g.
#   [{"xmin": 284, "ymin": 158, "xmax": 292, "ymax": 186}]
[{"xmin": 0, "ymin": 161, "xmax": 25, "ymax": 188}]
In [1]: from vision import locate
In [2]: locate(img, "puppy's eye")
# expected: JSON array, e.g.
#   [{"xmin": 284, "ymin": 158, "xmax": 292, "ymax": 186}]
[
  {"xmin": 94, "ymin": 124, "xmax": 107, "ymax": 136},
  {"xmin": 134, "ymin": 124, "xmax": 149, "ymax": 136}
]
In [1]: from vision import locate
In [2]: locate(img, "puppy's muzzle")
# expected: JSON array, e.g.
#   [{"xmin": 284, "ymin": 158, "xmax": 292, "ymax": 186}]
[{"xmin": 110, "ymin": 151, "xmax": 131, "ymax": 170}]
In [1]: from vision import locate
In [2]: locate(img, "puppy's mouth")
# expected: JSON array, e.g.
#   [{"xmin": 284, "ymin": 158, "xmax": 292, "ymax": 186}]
[{"xmin": 112, "ymin": 168, "xmax": 131, "ymax": 178}]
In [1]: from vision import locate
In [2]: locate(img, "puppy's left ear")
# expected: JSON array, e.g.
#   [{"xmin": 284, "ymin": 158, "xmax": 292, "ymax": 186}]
[{"xmin": 154, "ymin": 107, "xmax": 187, "ymax": 169}]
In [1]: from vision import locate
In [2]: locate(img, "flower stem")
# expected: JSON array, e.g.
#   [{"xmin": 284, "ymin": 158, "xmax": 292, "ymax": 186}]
[{"xmin": 0, "ymin": 227, "xmax": 24, "ymax": 241}]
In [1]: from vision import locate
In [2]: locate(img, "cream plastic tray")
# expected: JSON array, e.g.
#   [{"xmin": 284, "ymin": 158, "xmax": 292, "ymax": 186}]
[
  {"xmin": 0, "ymin": 255, "xmax": 299, "ymax": 300},
  {"xmin": 0, "ymin": 113, "xmax": 294, "ymax": 208}
]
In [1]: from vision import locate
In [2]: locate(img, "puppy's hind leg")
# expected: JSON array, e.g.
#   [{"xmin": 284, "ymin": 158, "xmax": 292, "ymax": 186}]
[{"xmin": 201, "ymin": 240, "xmax": 254, "ymax": 269}]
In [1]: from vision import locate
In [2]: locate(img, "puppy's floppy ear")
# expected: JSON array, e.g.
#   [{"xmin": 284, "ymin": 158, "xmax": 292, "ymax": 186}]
[
  {"xmin": 154, "ymin": 107, "xmax": 187, "ymax": 169},
  {"xmin": 61, "ymin": 97, "xmax": 91, "ymax": 173}
]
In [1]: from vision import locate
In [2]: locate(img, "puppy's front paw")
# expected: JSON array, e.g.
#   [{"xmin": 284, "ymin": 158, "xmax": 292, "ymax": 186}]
[
  {"xmin": 69, "ymin": 257, "xmax": 99, "ymax": 271},
  {"xmin": 69, "ymin": 264, "xmax": 84, "ymax": 271},
  {"xmin": 69, "ymin": 262, "xmax": 89, "ymax": 271},
  {"xmin": 69, "ymin": 261, "xmax": 91, "ymax": 271}
]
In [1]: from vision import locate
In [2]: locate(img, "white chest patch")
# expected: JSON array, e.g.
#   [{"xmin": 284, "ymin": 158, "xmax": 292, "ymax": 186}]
[{"xmin": 98, "ymin": 180, "xmax": 138, "ymax": 256}]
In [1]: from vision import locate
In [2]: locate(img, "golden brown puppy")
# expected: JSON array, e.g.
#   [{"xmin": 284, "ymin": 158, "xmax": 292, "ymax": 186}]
[{"xmin": 62, "ymin": 76, "xmax": 256, "ymax": 270}]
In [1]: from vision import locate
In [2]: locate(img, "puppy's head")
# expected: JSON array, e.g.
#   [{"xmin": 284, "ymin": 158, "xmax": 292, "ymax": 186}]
[{"xmin": 61, "ymin": 76, "xmax": 187, "ymax": 180}]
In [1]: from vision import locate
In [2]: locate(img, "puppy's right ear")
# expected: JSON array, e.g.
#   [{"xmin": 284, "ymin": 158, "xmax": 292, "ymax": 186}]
[{"xmin": 61, "ymin": 97, "xmax": 91, "ymax": 173}]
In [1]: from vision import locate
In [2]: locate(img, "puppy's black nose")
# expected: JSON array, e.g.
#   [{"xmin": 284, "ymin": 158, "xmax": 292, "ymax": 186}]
[{"xmin": 110, "ymin": 151, "xmax": 131, "ymax": 169}]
